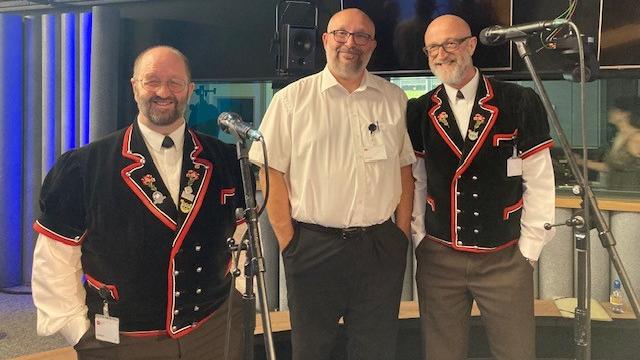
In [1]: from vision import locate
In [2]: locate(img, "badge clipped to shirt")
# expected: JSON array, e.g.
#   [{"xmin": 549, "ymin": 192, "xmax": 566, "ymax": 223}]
[
  {"xmin": 507, "ymin": 145, "xmax": 523, "ymax": 177},
  {"xmin": 363, "ymin": 121, "xmax": 388, "ymax": 162},
  {"xmin": 95, "ymin": 300, "xmax": 120, "ymax": 344}
]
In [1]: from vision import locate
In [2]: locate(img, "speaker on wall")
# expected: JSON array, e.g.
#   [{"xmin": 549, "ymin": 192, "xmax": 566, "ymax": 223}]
[{"xmin": 282, "ymin": 24, "xmax": 316, "ymax": 73}]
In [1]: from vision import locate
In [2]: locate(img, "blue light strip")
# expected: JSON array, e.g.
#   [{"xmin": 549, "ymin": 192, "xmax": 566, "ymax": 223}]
[
  {"xmin": 61, "ymin": 13, "xmax": 76, "ymax": 152},
  {"xmin": 0, "ymin": 14, "xmax": 24, "ymax": 287},
  {"xmin": 79, "ymin": 11, "xmax": 92, "ymax": 146},
  {"xmin": 42, "ymin": 14, "xmax": 57, "ymax": 173}
]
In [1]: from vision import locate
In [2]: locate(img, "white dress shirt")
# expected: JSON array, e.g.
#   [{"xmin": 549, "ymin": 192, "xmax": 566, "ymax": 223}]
[
  {"xmin": 31, "ymin": 119, "xmax": 185, "ymax": 345},
  {"xmin": 249, "ymin": 67, "xmax": 416, "ymax": 228}
]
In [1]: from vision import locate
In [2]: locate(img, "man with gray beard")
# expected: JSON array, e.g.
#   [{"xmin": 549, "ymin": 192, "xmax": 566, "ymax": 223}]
[
  {"xmin": 32, "ymin": 46, "xmax": 246, "ymax": 359},
  {"xmin": 250, "ymin": 8, "xmax": 415, "ymax": 360},
  {"xmin": 406, "ymin": 15, "xmax": 555, "ymax": 360}
]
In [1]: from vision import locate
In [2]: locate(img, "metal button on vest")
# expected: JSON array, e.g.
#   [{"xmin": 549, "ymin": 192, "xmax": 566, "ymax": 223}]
[
  {"xmin": 473, "ymin": 211, "xmax": 479, "ymax": 216},
  {"xmin": 194, "ymin": 306, "xmax": 199, "ymax": 311},
  {"xmin": 195, "ymin": 245, "xmax": 201, "ymax": 251},
  {"xmin": 456, "ymin": 209, "xmax": 462, "ymax": 214},
  {"xmin": 174, "ymin": 309, "xmax": 179, "ymax": 315},
  {"xmin": 457, "ymin": 241, "xmax": 463, "ymax": 246},
  {"xmin": 172, "ymin": 326, "xmax": 177, "ymax": 331},
  {"xmin": 456, "ymin": 191, "xmax": 461, "ymax": 196},
  {"xmin": 175, "ymin": 291, "xmax": 181, "ymax": 297},
  {"xmin": 174, "ymin": 270, "xmax": 180, "ymax": 276},
  {"xmin": 472, "ymin": 193, "xmax": 478, "ymax": 198},
  {"xmin": 473, "ymin": 229, "xmax": 480, "ymax": 234},
  {"xmin": 196, "ymin": 288, "xmax": 202, "ymax": 294},
  {"xmin": 456, "ymin": 226, "xmax": 462, "ymax": 231},
  {"xmin": 472, "ymin": 175, "xmax": 478, "ymax": 180},
  {"xmin": 196, "ymin": 266, "xmax": 202, "ymax": 273}
]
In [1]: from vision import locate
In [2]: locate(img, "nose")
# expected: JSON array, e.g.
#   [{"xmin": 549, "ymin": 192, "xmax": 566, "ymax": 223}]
[
  {"xmin": 155, "ymin": 82, "xmax": 172, "ymax": 97},
  {"xmin": 344, "ymin": 33, "xmax": 357, "ymax": 47}
]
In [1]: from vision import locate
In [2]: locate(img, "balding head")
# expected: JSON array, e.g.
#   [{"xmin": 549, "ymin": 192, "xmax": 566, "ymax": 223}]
[
  {"xmin": 327, "ymin": 8, "xmax": 375, "ymax": 37},
  {"xmin": 132, "ymin": 45, "xmax": 191, "ymax": 81},
  {"xmin": 423, "ymin": 14, "xmax": 477, "ymax": 88}
]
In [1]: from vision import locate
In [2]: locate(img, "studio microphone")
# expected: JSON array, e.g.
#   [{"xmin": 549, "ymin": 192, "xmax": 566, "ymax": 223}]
[
  {"xmin": 217, "ymin": 112, "xmax": 263, "ymax": 142},
  {"xmin": 479, "ymin": 18, "xmax": 569, "ymax": 46}
]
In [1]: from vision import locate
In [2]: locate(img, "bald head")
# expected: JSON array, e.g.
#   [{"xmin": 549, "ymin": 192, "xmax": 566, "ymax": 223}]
[
  {"xmin": 327, "ymin": 8, "xmax": 375, "ymax": 37},
  {"xmin": 425, "ymin": 15, "xmax": 471, "ymax": 44},
  {"xmin": 132, "ymin": 45, "xmax": 191, "ymax": 81}
]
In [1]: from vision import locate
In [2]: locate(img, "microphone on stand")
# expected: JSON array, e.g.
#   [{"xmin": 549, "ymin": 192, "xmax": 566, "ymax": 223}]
[
  {"xmin": 479, "ymin": 18, "xmax": 569, "ymax": 46},
  {"xmin": 217, "ymin": 112, "xmax": 263, "ymax": 142}
]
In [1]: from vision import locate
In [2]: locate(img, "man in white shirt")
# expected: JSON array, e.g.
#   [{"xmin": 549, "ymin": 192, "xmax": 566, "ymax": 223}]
[
  {"xmin": 407, "ymin": 15, "xmax": 556, "ymax": 360},
  {"xmin": 32, "ymin": 46, "xmax": 246, "ymax": 359},
  {"xmin": 249, "ymin": 8, "xmax": 415, "ymax": 360}
]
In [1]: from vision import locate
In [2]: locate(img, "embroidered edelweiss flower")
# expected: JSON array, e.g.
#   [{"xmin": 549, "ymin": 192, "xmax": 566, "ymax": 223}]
[{"xmin": 186, "ymin": 169, "xmax": 200, "ymax": 181}]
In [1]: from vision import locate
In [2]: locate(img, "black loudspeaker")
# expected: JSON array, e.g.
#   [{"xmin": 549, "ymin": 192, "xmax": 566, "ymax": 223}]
[
  {"xmin": 282, "ymin": 24, "xmax": 316, "ymax": 73},
  {"xmin": 557, "ymin": 34, "xmax": 599, "ymax": 82}
]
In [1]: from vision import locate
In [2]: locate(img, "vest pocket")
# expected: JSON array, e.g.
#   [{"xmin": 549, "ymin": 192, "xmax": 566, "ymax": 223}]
[
  {"xmin": 85, "ymin": 273, "xmax": 120, "ymax": 302},
  {"xmin": 502, "ymin": 198, "xmax": 524, "ymax": 220}
]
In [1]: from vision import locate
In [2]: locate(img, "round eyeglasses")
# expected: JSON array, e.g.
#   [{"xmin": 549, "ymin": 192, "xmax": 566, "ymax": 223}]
[
  {"xmin": 329, "ymin": 30, "xmax": 374, "ymax": 46},
  {"xmin": 135, "ymin": 78, "xmax": 189, "ymax": 93},
  {"xmin": 422, "ymin": 36, "xmax": 473, "ymax": 56}
]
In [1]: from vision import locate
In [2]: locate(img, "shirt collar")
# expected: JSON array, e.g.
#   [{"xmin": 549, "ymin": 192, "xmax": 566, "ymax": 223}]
[
  {"xmin": 320, "ymin": 66, "xmax": 380, "ymax": 93},
  {"xmin": 443, "ymin": 67, "xmax": 480, "ymax": 103},
  {"xmin": 137, "ymin": 117, "xmax": 186, "ymax": 153}
]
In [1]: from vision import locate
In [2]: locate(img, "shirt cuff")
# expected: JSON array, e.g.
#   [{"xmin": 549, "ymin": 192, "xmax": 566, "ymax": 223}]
[{"xmin": 59, "ymin": 315, "xmax": 90, "ymax": 346}]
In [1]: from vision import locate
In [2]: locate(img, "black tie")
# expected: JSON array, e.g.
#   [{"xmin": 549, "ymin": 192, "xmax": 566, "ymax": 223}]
[
  {"xmin": 456, "ymin": 90, "xmax": 465, "ymax": 100},
  {"xmin": 161, "ymin": 136, "xmax": 174, "ymax": 148}
]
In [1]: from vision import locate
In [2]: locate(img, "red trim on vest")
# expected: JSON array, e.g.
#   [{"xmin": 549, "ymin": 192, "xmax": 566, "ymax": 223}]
[
  {"xmin": 503, "ymin": 198, "xmax": 524, "ymax": 220},
  {"xmin": 85, "ymin": 274, "xmax": 120, "ymax": 301},
  {"xmin": 33, "ymin": 221, "xmax": 86, "ymax": 246},
  {"xmin": 521, "ymin": 139, "xmax": 554, "ymax": 159},
  {"xmin": 120, "ymin": 126, "xmax": 178, "ymax": 231},
  {"xmin": 492, "ymin": 129, "xmax": 518, "ymax": 146},
  {"xmin": 220, "ymin": 188, "xmax": 235, "ymax": 205},
  {"xmin": 428, "ymin": 88, "xmax": 462, "ymax": 159},
  {"xmin": 165, "ymin": 130, "xmax": 214, "ymax": 339},
  {"xmin": 426, "ymin": 195, "xmax": 436, "ymax": 212},
  {"xmin": 450, "ymin": 77, "xmax": 499, "ymax": 245},
  {"xmin": 428, "ymin": 235, "xmax": 519, "ymax": 253}
]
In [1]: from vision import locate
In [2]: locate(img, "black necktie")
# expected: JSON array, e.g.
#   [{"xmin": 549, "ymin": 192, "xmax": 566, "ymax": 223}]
[
  {"xmin": 161, "ymin": 136, "xmax": 174, "ymax": 148},
  {"xmin": 456, "ymin": 90, "xmax": 465, "ymax": 100}
]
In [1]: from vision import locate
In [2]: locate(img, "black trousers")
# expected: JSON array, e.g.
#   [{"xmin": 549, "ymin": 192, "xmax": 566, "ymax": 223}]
[
  {"xmin": 74, "ymin": 290, "xmax": 245, "ymax": 360},
  {"xmin": 282, "ymin": 219, "xmax": 408, "ymax": 360}
]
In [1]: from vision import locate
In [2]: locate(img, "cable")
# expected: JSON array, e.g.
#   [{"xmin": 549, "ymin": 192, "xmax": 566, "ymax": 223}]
[
  {"xmin": 536, "ymin": 0, "xmax": 577, "ymax": 52},
  {"xmin": 257, "ymin": 139, "xmax": 270, "ymax": 218}
]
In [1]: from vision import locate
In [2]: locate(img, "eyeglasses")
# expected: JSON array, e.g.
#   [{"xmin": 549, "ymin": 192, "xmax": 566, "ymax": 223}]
[
  {"xmin": 134, "ymin": 77, "xmax": 189, "ymax": 93},
  {"xmin": 329, "ymin": 30, "xmax": 374, "ymax": 46},
  {"xmin": 422, "ymin": 36, "xmax": 473, "ymax": 56}
]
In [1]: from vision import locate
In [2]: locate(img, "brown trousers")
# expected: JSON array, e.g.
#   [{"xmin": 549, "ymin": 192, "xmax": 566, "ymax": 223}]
[
  {"xmin": 415, "ymin": 238, "xmax": 535, "ymax": 360},
  {"xmin": 74, "ymin": 290, "xmax": 245, "ymax": 360}
]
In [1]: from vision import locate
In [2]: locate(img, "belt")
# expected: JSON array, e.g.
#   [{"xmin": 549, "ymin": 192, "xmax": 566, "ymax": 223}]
[{"xmin": 296, "ymin": 219, "xmax": 392, "ymax": 238}]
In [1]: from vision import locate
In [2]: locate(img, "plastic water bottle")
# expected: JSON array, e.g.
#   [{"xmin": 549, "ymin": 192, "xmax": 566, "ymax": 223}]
[{"xmin": 609, "ymin": 279, "xmax": 624, "ymax": 313}]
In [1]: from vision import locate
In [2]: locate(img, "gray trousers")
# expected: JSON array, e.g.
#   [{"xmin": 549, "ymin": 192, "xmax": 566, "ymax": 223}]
[
  {"xmin": 74, "ymin": 290, "xmax": 245, "ymax": 360},
  {"xmin": 416, "ymin": 238, "xmax": 535, "ymax": 360}
]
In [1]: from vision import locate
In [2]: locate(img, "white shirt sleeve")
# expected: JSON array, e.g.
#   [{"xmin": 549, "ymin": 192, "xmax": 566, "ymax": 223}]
[
  {"xmin": 519, "ymin": 148, "xmax": 556, "ymax": 260},
  {"xmin": 411, "ymin": 156, "xmax": 427, "ymax": 248},
  {"xmin": 32, "ymin": 234, "xmax": 89, "ymax": 345}
]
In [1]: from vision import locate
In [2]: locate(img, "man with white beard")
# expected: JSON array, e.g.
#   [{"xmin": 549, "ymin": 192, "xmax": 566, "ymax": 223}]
[
  {"xmin": 406, "ymin": 14, "xmax": 556, "ymax": 360},
  {"xmin": 250, "ymin": 8, "xmax": 415, "ymax": 360}
]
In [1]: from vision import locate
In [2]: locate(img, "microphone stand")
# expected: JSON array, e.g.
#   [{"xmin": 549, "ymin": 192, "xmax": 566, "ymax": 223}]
[
  {"xmin": 513, "ymin": 21, "xmax": 640, "ymax": 360},
  {"xmin": 231, "ymin": 135, "xmax": 277, "ymax": 360}
]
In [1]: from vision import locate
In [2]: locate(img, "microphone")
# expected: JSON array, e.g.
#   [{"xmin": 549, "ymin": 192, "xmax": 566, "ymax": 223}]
[
  {"xmin": 217, "ymin": 112, "xmax": 262, "ymax": 142},
  {"xmin": 479, "ymin": 18, "xmax": 569, "ymax": 46}
]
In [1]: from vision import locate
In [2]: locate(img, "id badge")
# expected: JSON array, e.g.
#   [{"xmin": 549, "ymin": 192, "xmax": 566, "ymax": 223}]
[
  {"xmin": 95, "ymin": 302, "xmax": 119, "ymax": 344},
  {"xmin": 507, "ymin": 157, "xmax": 523, "ymax": 177},
  {"xmin": 363, "ymin": 144, "xmax": 388, "ymax": 162}
]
